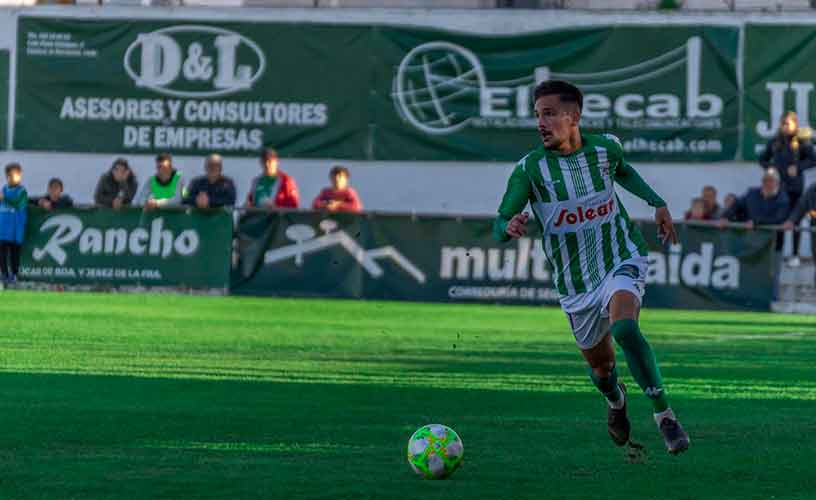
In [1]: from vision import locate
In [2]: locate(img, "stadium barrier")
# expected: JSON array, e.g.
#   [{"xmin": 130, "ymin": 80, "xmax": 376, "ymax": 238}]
[
  {"xmin": 231, "ymin": 209, "xmax": 777, "ymax": 311},
  {"xmin": 17, "ymin": 206, "xmax": 779, "ymax": 310}
]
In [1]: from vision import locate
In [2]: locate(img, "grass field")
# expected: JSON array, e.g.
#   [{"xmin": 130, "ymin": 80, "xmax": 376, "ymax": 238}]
[{"xmin": 0, "ymin": 291, "xmax": 814, "ymax": 499}]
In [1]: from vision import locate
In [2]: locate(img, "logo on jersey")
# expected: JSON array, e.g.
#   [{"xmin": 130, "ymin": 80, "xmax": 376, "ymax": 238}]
[{"xmin": 553, "ymin": 198, "xmax": 615, "ymax": 228}]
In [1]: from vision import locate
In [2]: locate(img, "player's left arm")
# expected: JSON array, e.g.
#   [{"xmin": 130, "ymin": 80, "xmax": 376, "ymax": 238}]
[{"xmin": 614, "ymin": 161, "xmax": 677, "ymax": 245}]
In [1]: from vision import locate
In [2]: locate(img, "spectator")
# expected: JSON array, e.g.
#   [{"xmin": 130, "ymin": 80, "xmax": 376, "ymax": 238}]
[
  {"xmin": 312, "ymin": 165, "xmax": 363, "ymax": 213},
  {"xmin": 31, "ymin": 178, "xmax": 73, "ymax": 211},
  {"xmin": 183, "ymin": 154, "xmax": 237, "ymax": 209},
  {"xmin": 783, "ymin": 181, "xmax": 816, "ymax": 259},
  {"xmin": 721, "ymin": 193, "xmax": 738, "ymax": 219},
  {"xmin": 245, "ymin": 148, "xmax": 299, "ymax": 209},
  {"xmin": 719, "ymin": 169, "xmax": 790, "ymax": 251},
  {"xmin": 137, "ymin": 153, "xmax": 185, "ymax": 211},
  {"xmin": 759, "ymin": 111, "xmax": 815, "ymax": 264},
  {"xmin": 684, "ymin": 198, "xmax": 708, "ymax": 221},
  {"xmin": 94, "ymin": 158, "xmax": 138, "ymax": 209},
  {"xmin": 0, "ymin": 163, "xmax": 27, "ymax": 284},
  {"xmin": 701, "ymin": 185, "xmax": 720, "ymax": 219}
]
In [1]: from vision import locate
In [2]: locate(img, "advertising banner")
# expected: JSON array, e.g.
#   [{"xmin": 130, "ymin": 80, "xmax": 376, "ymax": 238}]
[
  {"xmin": 743, "ymin": 24, "xmax": 816, "ymax": 161},
  {"xmin": 375, "ymin": 25, "xmax": 739, "ymax": 162},
  {"xmin": 15, "ymin": 17, "xmax": 738, "ymax": 162},
  {"xmin": 232, "ymin": 212, "xmax": 774, "ymax": 311},
  {"xmin": 15, "ymin": 17, "xmax": 371, "ymax": 157},
  {"xmin": 19, "ymin": 207, "xmax": 233, "ymax": 289}
]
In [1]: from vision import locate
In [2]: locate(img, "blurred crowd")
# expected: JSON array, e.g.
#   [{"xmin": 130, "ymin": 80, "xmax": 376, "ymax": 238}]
[
  {"xmin": 0, "ymin": 148, "xmax": 363, "ymax": 283},
  {"xmin": 685, "ymin": 111, "xmax": 816, "ymax": 267}
]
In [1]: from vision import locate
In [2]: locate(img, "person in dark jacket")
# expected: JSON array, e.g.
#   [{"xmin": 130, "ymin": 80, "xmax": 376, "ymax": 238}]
[
  {"xmin": 30, "ymin": 178, "xmax": 73, "ymax": 211},
  {"xmin": 759, "ymin": 111, "xmax": 815, "ymax": 263},
  {"xmin": 719, "ymin": 169, "xmax": 790, "ymax": 251},
  {"xmin": 183, "ymin": 154, "xmax": 236, "ymax": 209},
  {"xmin": 94, "ymin": 158, "xmax": 138, "ymax": 209},
  {"xmin": 785, "ymin": 183, "xmax": 816, "ymax": 259}
]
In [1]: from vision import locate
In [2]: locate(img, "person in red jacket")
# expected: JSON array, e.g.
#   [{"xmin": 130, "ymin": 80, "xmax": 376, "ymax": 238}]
[
  {"xmin": 312, "ymin": 165, "xmax": 363, "ymax": 213},
  {"xmin": 245, "ymin": 148, "xmax": 299, "ymax": 209}
]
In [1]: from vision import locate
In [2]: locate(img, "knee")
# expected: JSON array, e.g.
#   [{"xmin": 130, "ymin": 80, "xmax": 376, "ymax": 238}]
[
  {"xmin": 611, "ymin": 318, "xmax": 639, "ymax": 345},
  {"xmin": 591, "ymin": 360, "xmax": 616, "ymax": 379}
]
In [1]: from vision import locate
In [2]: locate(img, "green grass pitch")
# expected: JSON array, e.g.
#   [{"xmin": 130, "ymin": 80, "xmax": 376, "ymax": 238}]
[{"xmin": 0, "ymin": 291, "xmax": 814, "ymax": 499}]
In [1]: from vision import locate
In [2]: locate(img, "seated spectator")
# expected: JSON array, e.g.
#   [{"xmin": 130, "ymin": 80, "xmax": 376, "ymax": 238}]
[
  {"xmin": 31, "ymin": 178, "xmax": 73, "ymax": 211},
  {"xmin": 312, "ymin": 165, "xmax": 362, "ymax": 213},
  {"xmin": 701, "ymin": 185, "xmax": 720, "ymax": 219},
  {"xmin": 759, "ymin": 111, "xmax": 815, "ymax": 264},
  {"xmin": 684, "ymin": 198, "xmax": 707, "ymax": 221},
  {"xmin": 183, "ymin": 154, "xmax": 236, "ymax": 209},
  {"xmin": 245, "ymin": 148, "xmax": 299, "ymax": 209},
  {"xmin": 719, "ymin": 169, "xmax": 790, "ymax": 251},
  {"xmin": 94, "ymin": 158, "xmax": 138, "ymax": 209},
  {"xmin": 137, "ymin": 153, "xmax": 185, "ymax": 211}
]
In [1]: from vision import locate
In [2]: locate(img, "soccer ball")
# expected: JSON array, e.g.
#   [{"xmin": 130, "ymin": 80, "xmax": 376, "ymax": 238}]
[{"xmin": 407, "ymin": 424, "xmax": 464, "ymax": 479}]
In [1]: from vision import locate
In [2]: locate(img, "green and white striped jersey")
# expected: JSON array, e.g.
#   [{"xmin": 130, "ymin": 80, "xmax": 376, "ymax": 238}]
[{"xmin": 495, "ymin": 133, "xmax": 654, "ymax": 300}]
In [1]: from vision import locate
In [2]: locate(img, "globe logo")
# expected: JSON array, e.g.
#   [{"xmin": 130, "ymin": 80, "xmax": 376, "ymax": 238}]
[{"xmin": 394, "ymin": 42, "xmax": 487, "ymax": 135}]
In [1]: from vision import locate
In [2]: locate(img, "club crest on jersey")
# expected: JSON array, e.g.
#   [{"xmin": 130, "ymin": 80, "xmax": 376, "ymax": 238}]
[{"xmin": 553, "ymin": 198, "xmax": 615, "ymax": 227}]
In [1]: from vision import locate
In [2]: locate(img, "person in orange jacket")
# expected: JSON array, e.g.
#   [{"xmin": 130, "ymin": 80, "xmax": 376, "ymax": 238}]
[
  {"xmin": 312, "ymin": 165, "xmax": 363, "ymax": 213},
  {"xmin": 246, "ymin": 148, "xmax": 299, "ymax": 209}
]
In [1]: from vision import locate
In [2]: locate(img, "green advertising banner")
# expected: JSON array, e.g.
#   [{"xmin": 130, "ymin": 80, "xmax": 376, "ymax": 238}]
[
  {"xmin": 374, "ymin": 25, "xmax": 739, "ymax": 162},
  {"xmin": 743, "ymin": 24, "xmax": 816, "ymax": 161},
  {"xmin": 231, "ymin": 212, "xmax": 775, "ymax": 311},
  {"xmin": 15, "ymin": 17, "xmax": 371, "ymax": 157},
  {"xmin": 14, "ymin": 17, "xmax": 739, "ymax": 162},
  {"xmin": 19, "ymin": 207, "xmax": 233, "ymax": 288}
]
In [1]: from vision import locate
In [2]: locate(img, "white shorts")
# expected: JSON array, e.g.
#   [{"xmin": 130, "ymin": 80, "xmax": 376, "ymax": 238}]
[{"xmin": 560, "ymin": 257, "xmax": 648, "ymax": 350}]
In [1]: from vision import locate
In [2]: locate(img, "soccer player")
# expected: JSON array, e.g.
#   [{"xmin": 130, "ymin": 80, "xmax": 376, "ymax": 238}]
[{"xmin": 493, "ymin": 80, "xmax": 689, "ymax": 455}]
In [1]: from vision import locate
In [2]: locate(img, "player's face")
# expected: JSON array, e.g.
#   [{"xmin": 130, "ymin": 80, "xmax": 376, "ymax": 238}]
[{"xmin": 534, "ymin": 95, "xmax": 578, "ymax": 150}]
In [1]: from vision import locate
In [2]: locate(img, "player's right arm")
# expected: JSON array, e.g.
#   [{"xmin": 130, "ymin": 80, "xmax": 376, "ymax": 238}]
[{"xmin": 492, "ymin": 163, "xmax": 532, "ymax": 242}]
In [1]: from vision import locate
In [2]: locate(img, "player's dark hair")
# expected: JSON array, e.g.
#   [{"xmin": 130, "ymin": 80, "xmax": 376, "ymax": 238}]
[
  {"xmin": 48, "ymin": 177, "xmax": 63, "ymax": 189},
  {"xmin": 533, "ymin": 80, "xmax": 583, "ymax": 111},
  {"xmin": 155, "ymin": 153, "xmax": 172, "ymax": 164},
  {"xmin": 5, "ymin": 162, "xmax": 21, "ymax": 175},
  {"xmin": 330, "ymin": 165, "xmax": 349, "ymax": 179}
]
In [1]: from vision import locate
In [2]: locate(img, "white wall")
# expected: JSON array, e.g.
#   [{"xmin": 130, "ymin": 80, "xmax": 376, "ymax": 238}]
[{"xmin": 3, "ymin": 6, "xmax": 815, "ymax": 220}]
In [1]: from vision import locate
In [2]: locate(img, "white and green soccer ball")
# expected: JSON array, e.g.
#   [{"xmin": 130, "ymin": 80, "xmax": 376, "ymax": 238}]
[{"xmin": 407, "ymin": 424, "xmax": 464, "ymax": 479}]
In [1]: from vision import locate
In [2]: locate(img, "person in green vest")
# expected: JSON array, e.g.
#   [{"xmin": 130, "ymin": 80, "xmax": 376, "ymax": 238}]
[{"xmin": 137, "ymin": 153, "xmax": 186, "ymax": 211}]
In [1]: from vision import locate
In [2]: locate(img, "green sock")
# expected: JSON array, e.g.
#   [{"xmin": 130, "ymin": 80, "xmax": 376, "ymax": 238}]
[
  {"xmin": 611, "ymin": 319, "xmax": 669, "ymax": 413},
  {"xmin": 589, "ymin": 364, "xmax": 622, "ymax": 404}
]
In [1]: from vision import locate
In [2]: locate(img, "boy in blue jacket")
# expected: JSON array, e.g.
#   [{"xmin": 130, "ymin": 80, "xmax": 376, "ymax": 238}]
[{"xmin": 0, "ymin": 163, "xmax": 28, "ymax": 284}]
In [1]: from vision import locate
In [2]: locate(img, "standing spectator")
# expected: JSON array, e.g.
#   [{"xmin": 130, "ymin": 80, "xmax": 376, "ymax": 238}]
[
  {"xmin": 684, "ymin": 198, "xmax": 708, "ymax": 221},
  {"xmin": 245, "ymin": 149, "xmax": 299, "ymax": 209},
  {"xmin": 759, "ymin": 111, "xmax": 815, "ymax": 265},
  {"xmin": 137, "ymin": 153, "xmax": 185, "ymax": 211},
  {"xmin": 183, "ymin": 154, "xmax": 237, "ymax": 209},
  {"xmin": 701, "ymin": 185, "xmax": 720, "ymax": 220},
  {"xmin": 94, "ymin": 158, "xmax": 138, "ymax": 209},
  {"xmin": 0, "ymin": 163, "xmax": 27, "ymax": 284},
  {"xmin": 784, "ymin": 181, "xmax": 816, "ymax": 262},
  {"xmin": 31, "ymin": 178, "xmax": 74, "ymax": 211},
  {"xmin": 719, "ymin": 169, "xmax": 790, "ymax": 251},
  {"xmin": 312, "ymin": 165, "xmax": 363, "ymax": 213}
]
